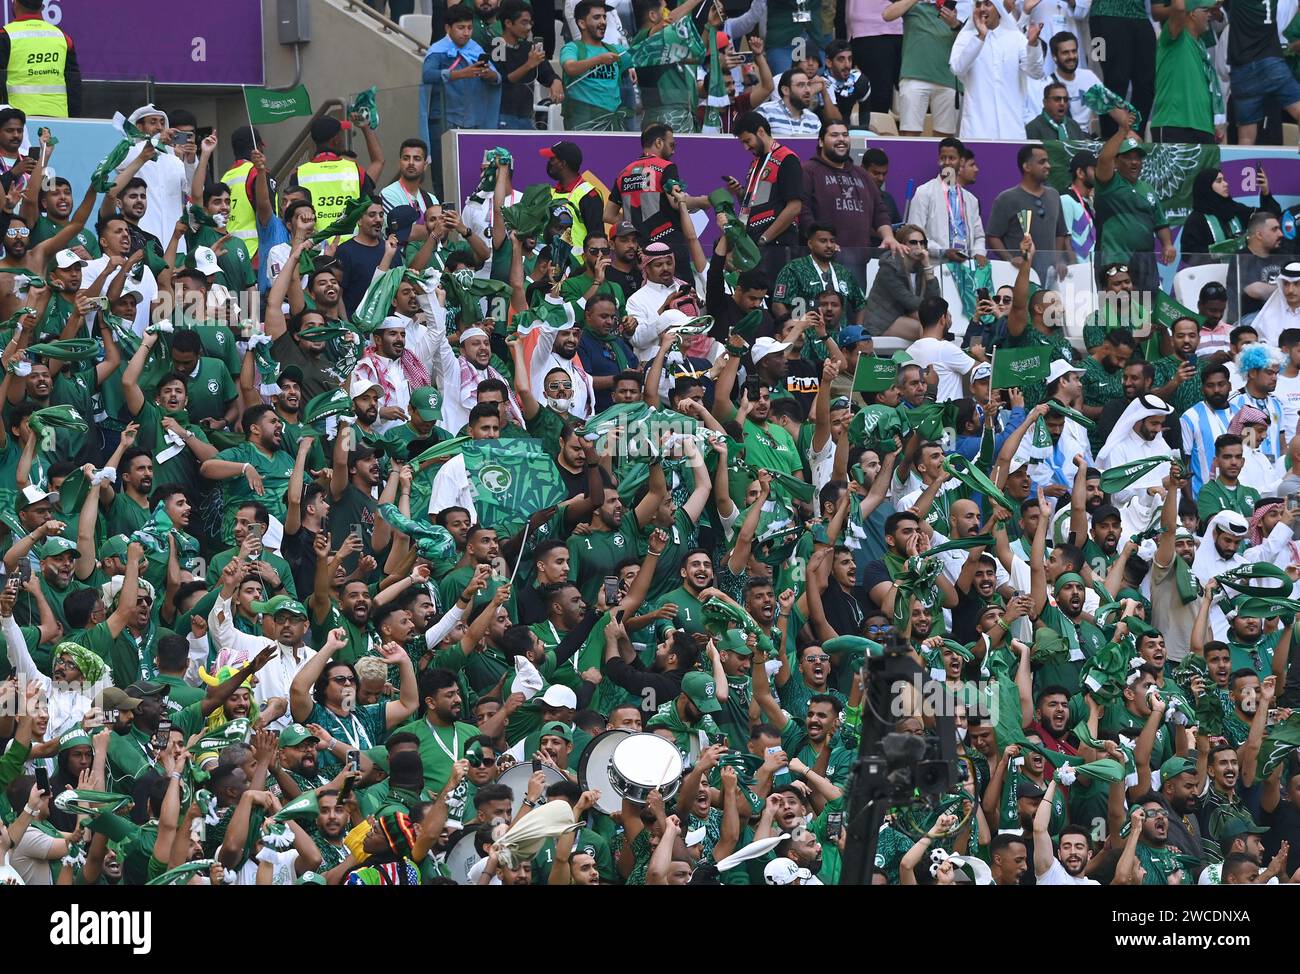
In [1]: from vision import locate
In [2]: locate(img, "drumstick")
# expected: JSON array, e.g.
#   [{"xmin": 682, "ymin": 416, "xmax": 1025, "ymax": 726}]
[{"xmin": 509, "ymin": 520, "xmax": 531, "ymax": 586}]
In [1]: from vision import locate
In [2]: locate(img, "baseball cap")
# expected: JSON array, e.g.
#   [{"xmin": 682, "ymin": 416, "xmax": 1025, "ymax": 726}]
[
  {"xmin": 970, "ymin": 362, "xmax": 992, "ymax": 383},
  {"xmin": 191, "ymin": 246, "xmax": 220, "ymax": 277},
  {"xmin": 574, "ymin": 0, "xmax": 614, "ymax": 20},
  {"xmin": 764, "ymin": 858, "xmax": 813, "ymax": 885},
  {"xmin": 348, "ymin": 375, "xmax": 382, "ymax": 399},
  {"xmin": 1068, "ymin": 150, "xmax": 1098, "ymax": 174},
  {"xmin": 278, "ymin": 723, "xmax": 320, "ymax": 748},
  {"xmin": 1220, "ymin": 817, "xmax": 1269, "ymax": 841},
  {"xmin": 539, "ymin": 140, "xmax": 582, "ymax": 170},
  {"xmin": 37, "ymin": 535, "xmax": 78, "ymax": 559},
  {"xmin": 348, "ymin": 446, "xmax": 379, "ymax": 467},
  {"xmin": 99, "ymin": 535, "xmax": 131, "ymax": 561},
  {"xmin": 837, "ymin": 325, "xmax": 867, "ymax": 348},
  {"xmin": 310, "ymin": 116, "xmax": 351, "ymax": 144},
  {"xmin": 1159, "ymin": 755, "xmax": 1197, "ymax": 780},
  {"xmin": 54, "ymin": 249, "xmax": 87, "ymax": 270},
  {"xmin": 1091, "ymin": 503, "xmax": 1122, "ymax": 525},
  {"xmin": 1017, "ymin": 776, "xmax": 1047, "ymax": 799},
  {"xmin": 251, "ymin": 594, "xmax": 309, "ymax": 619},
  {"xmin": 613, "ymin": 221, "xmax": 638, "ymax": 239},
  {"xmin": 681, "ymin": 671, "xmax": 722, "ymax": 714},
  {"xmin": 716, "ymin": 630, "xmax": 752, "ymax": 657},
  {"xmin": 58, "ymin": 728, "xmax": 93, "ymax": 752},
  {"xmin": 540, "ymin": 684, "xmax": 578, "ymax": 709},
  {"xmin": 410, "ymin": 386, "xmax": 443, "ymax": 422},
  {"xmin": 279, "ymin": 365, "xmax": 306, "ymax": 387},
  {"xmin": 751, "ymin": 336, "xmax": 792, "ymax": 364},
  {"xmin": 97, "ymin": 686, "xmax": 142, "ymax": 712},
  {"xmin": 124, "ymin": 680, "xmax": 169, "ymax": 699},
  {"xmin": 387, "ymin": 204, "xmax": 420, "ymax": 244},
  {"xmin": 539, "ymin": 720, "xmax": 574, "ymax": 743},
  {"xmin": 1117, "ymin": 136, "xmax": 1147, "ymax": 156},
  {"xmin": 1046, "ymin": 359, "xmax": 1084, "ymax": 385},
  {"xmin": 17, "ymin": 484, "xmax": 58, "ymax": 511}
]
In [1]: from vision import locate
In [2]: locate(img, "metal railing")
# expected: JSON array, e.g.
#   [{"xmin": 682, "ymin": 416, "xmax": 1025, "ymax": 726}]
[{"xmin": 341, "ymin": 0, "xmax": 429, "ymax": 54}]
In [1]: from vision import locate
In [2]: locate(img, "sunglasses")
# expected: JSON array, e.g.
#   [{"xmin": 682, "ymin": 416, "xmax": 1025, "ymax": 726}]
[
  {"xmin": 5, "ymin": 227, "xmax": 29, "ymax": 238},
  {"xmin": 994, "ymin": 295, "xmax": 1013, "ymax": 305},
  {"xmin": 587, "ymin": 247, "xmax": 611, "ymax": 256},
  {"xmin": 866, "ymin": 625, "xmax": 893, "ymax": 635},
  {"xmin": 804, "ymin": 654, "xmax": 831, "ymax": 663},
  {"xmin": 466, "ymin": 753, "xmax": 499, "ymax": 768},
  {"xmin": 906, "ymin": 238, "xmax": 927, "ymax": 246},
  {"xmin": 330, "ymin": 675, "xmax": 358, "ymax": 686},
  {"xmin": 1105, "ymin": 265, "xmax": 1130, "ymax": 276}
]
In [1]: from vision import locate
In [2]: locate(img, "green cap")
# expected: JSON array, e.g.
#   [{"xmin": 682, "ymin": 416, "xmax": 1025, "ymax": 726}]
[
  {"xmin": 99, "ymin": 534, "xmax": 131, "ymax": 561},
  {"xmin": 716, "ymin": 630, "xmax": 752, "ymax": 657},
  {"xmin": 1159, "ymin": 755, "xmax": 1197, "ymax": 780},
  {"xmin": 1118, "ymin": 137, "xmax": 1147, "ymax": 156},
  {"xmin": 1220, "ymin": 817, "xmax": 1269, "ymax": 841},
  {"xmin": 365, "ymin": 745, "xmax": 390, "ymax": 773},
  {"xmin": 37, "ymin": 535, "xmax": 79, "ymax": 559},
  {"xmin": 410, "ymin": 386, "xmax": 443, "ymax": 421},
  {"xmin": 58, "ymin": 728, "xmax": 92, "ymax": 752},
  {"xmin": 539, "ymin": 720, "xmax": 573, "ymax": 743},
  {"xmin": 278, "ymin": 723, "xmax": 319, "ymax": 748},
  {"xmin": 295, "ymin": 870, "xmax": 328, "ymax": 885},
  {"xmin": 251, "ymin": 594, "xmax": 309, "ymax": 619},
  {"xmin": 681, "ymin": 671, "xmax": 722, "ymax": 714}
]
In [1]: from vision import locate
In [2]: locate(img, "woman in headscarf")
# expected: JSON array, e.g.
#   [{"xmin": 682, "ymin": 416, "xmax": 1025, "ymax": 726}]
[{"xmin": 1178, "ymin": 168, "xmax": 1277, "ymax": 267}]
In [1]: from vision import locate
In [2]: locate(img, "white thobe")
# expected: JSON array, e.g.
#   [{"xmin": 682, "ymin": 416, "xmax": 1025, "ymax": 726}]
[{"xmin": 950, "ymin": 22, "xmax": 1045, "ymax": 140}]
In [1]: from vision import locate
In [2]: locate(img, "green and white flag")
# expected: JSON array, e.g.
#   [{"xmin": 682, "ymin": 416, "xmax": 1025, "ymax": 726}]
[
  {"xmin": 990, "ymin": 344, "xmax": 1050, "ymax": 389},
  {"xmin": 700, "ymin": 28, "xmax": 729, "ymax": 134},
  {"xmin": 626, "ymin": 18, "xmax": 706, "ymax": 68},
  {"xmin": 462, "ymin": 438, "xmax": 567, "ymax": 538},
  {"xmin": 243, "ymin": 85, "xmax": 313, "ymax": 125},
  {"xmin": 1257, "ymin": 712, "xmax": 1300, "ymax": 780}
]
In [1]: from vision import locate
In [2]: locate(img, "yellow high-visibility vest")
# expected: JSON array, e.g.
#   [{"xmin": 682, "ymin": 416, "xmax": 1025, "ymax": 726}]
[
  {"xmin": 3, "ymin": 19, "xmax": 68, "ymax": 117},
  {"xmin": 220, "ymin": 160, "xmax": 260, "ymax": 261},
  {"xmin": 293, "ymin": 156, "xmax": 362, "ymax": 230}
]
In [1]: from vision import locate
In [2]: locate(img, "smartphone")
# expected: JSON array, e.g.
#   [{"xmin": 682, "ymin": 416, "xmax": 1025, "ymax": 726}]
[
  {"xmin": 1268, "ymin": 708, "xmax": 1279, "ymax": 726},
  {"xmin": 476, "ymin": 52, "xmax": 490, "ymax": 64},
  {"xmin": 976, "ymin": 287, "xmax": 991, "ymax": 302},
  {"xmin": 34, "ymin": 765, "xmax": 49, "ymax": 795},
  {"xmin": 350, "ymin": 523, "xmax": 364, "ymax": 544},
  {"xmin": 102, "ymin": 708, "xmax": 119, "ymax": 725},
  {"xmin": 154, "ymin": 718, "xmax": 172, "ymax": 751},
  {"xmin": 1288, "ymin": 495, "xmax": 1300, "ymax": 512},
  {"xmin": 15, "ymin": 560, "xmax": 31, "ymax": 585},
  {"xmin": 739, "ymin": 51, "xmax": 755, "ymax": 65},
  {"xmin": 173, "ymin": 131, "xmax": 194, "ymax": 145},
  {"xmin": 744, "ymin": 378, "xmax": 761, "ymax": 401},
  {"xmin": 603, "ymin": 575, "xmax": 619, "ymax": 606},
  {"xmin": 338, "ymin": 773, "xmax": 356, "ymax": 803},
  {"xmin": 91, "ymin": 296, "xmax": 110, "ymax": 310},
  {"xmin": 765, "ymin": 745, "xmax": 782, "ymax": 756},
  {"xmin": 532, "ymin": 757, "xmax": 543, "ymax": 773},
  {"xmin": 826, "ymin": 810, "xmax": 844, "ymax": 841},
  {"xmin": 26, "ymin": 146, "xmax": 40, "ymax": 161},
  {"xmin": 346, "ymin": 749, "xmax": 361, "ymax": 772}
]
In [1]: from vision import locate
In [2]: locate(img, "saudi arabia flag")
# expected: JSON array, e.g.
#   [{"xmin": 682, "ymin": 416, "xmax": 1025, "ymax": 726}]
[{"xmin": 464, "ymin": 438, "xmax": 567, "ymax": 538}]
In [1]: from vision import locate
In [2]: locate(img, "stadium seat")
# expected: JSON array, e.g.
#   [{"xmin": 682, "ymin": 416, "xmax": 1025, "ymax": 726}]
[
  {"xmin": 1172, "ymin": 263, "xmax": 1228, "ymax": 307},
  {"xmin": 869, "ymin": 112, "xmax": 899, "ymax": 136},
  {"xmin": 1058, "ymin": 262, "xmax": 1097, "ymax": 352},
  {"xmin": 398, "ymin": 13, "xmax": 432, "ymax": 39},
  {"xmin": 987, "ymin": 259, "xmax": 1040, "ymax": 290}
]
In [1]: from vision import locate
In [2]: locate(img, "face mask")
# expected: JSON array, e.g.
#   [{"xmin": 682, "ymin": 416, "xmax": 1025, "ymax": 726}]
[
  {"xmin": 546, "ymin": 396, "xmax": 573, "ymax": 414},
  {"xmin": 212, "ymin": 212, "xmax": 228, "ymax": 229}
]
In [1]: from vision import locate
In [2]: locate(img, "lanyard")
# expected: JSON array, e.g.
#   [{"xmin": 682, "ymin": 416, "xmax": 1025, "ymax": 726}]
[
  {"xmin": 742, "ymin": 148, "xmax": 776, "ymax": 213},
  {"xmin": 943, "ymin": 184, "xmax": 969, "ymax": 250},
  {"xmin": 813, "ymin": 257, "xmax": 840, "ymax": 295},
  {"xmin": 331, "ymin": 710, "xmax": 371, "ymax": 750},
  {"xmin": 427, "ymin": 721, "xmax": 459, "ymax": 763}
]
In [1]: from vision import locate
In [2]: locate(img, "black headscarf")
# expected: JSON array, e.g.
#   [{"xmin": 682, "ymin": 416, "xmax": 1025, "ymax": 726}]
[{"xmin": 1192, "ymin": 168, "xmax": 1248, "ymax": 222}]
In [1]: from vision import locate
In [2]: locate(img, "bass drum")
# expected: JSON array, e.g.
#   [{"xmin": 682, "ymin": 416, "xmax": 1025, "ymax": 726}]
[
  {"xmin": 607, "ymin": 732, "xmax": 683, "ymax": 804},
  {"xmin": 497, "ymin": 761, "xmax": 568, "ymax": 820},
  {"xmin": 445, "ymin": 826, "xmax": 483, "ymax": 885},
  {"xmin": 577, "ymin": 729, "xmax": 631, "ymax": 815}
]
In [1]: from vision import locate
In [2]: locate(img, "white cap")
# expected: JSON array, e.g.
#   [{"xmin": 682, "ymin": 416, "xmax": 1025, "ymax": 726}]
[
  {"xmin": 1046, "ymin": 359, "xmax": 1085, "ymax": 385},
  {"xmin": 53, "ymin": 249, "xmax": 86, "ymax": 270},
  {"xmin": 539, "ymin": 684, "xmax": 578, "ymax": 709},
  {"xmin": 18, "ymin": 484, "xmax": 58, "ymax": 509},
  {"xmin": 763, "ymin": 858, "xmax": 812, "ymax": 885},
  {"xmin": 376, "ymin": 315, "xmax": 408, "ymax": 333},
  {"xmin": 751, "ymin": 336, "xmax": 792, "ymax": 364},
  {"xmin": 348, "ymin": 375, "xmax": 382, "ymax": 399},
  {"xmin": 191, "ymin": 246, "xmax": 220, "ymax": 277},
  {"xmin": 970, "ymin": 362, "xmax": 992, "ymax": 383}
]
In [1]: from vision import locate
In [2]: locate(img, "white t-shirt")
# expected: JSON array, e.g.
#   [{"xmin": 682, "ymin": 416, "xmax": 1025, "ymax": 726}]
[
  {"xmin": 1275, "ymin": 369, "xmax": 1300, "ymax": 443},
  {"xmin": 906, "ymin": 336, "xmax": 977, "ymax": 403},
  {"xmin": 462, "ymin": 189, "xmax": 523, "ymax": 280},
  {"xmin": 1036, "ymin": 856, "xmax": 1100, "ymax": 885}
]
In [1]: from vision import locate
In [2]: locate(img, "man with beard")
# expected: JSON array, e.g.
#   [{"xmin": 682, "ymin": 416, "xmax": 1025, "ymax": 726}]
[
  {"xmin": 261, "ymin": 367, "xmax": 326, "ymax": 472},
  {"xmin": 0, "ymin": 174, "xmax": 90, "ymax": 309},
  {"xmin": 604, "ymin": 222, "xmax": 644, "ymax": 299},
  {"xmin": 266, "ymin": 255, "xmax": 347, "ymax": 401},
  {"xmin": 1034, "ymin": 779, "xmax": 1099, "ymax": 884},
  {"xmin": 625, "ymin": 242, "xmax": 706, "ymax": 366},
  {"xmin": 561, "ymin": 233, "xmax": 626, "ymax": 319},
  {"xmin": 1197, "ymin": 738, "xmax": 1266, "ymax": 865},
  {"xmin": 1153, "ymin": 317, "xmax": 1208, "ymax": 416},
  {"xmin": 576, "ymin": 297, "xmax": 638, "ymax": 415},
  {"xmin": 756, "ymin": 654, "xmax": 854, "ymax": 786},
  {"xmin": 607, "ymin": 126, "xmax": 707, "ymax": 274},
  {"xmin": 522, "ymin": 317, "xmax": 596, "ymax": 422},
  {"xmin": 808, "ymin": 546, "xmax": 870, "ymax": 648},
  {"xmin": 32, "ymin": 175, "xmax": 101, "ymax": 260},
  {"xmin": 122, "ymin": 332, "xmax": 219, "ymax": 498},
  {"xmin": 1081, "ymin": 330, "xmax": 1135, "ymax": 435},
  {"xmin": 437, "ymin": 524, "xmax": 504, "ymax": 620},
  {"xmin": 1159, "ymin": 754, "xmax": 1206, "ymax": 870},
  {"xmin": 406, "ymin": 667, "xmax": 483, "ymax": 795},
  {"xmin": 353, "ymin": 317, "xmax": 414, "ymax": 435},
  {"xmin": 202, "ymin": 404, "xmax": 295, "ymax": 546},
  {"xmin": 327, "ymin": 442, "xmax": 396, "ymax": 576},
  {"xmin": 1198, "ymin": 434, "xmax": 1259, "ymax": 524},
  {"xmin": 731, "ymin": 112, "xmax": 804, "ymax": 282},
  {"xmin": 308, "ymin": 563, "xmax": 381, "ymax": 668},
  {"xmin": 1027, "ymin": 686, "xmax": 1077, "ymax": 757},
  {"xmin": 11, "ymin": 535, "xmax": 91, "ymax": 637},
  {"xmin": 73, "ymin": 540, "xmax": 164, "ymax": 688},
  {"xmin": 603, "ymin": 624, "xmax": 702, "ymax": 721},
  {"xmin": 541, "ymin": 141, "xmax": 604, "ymax": 252},
  {"xmin": 528, "ymin": 566, "xmax": 584, "ymax": 639},
  {"xmin": 798, "ymin": 121, "xmax": 901, "ymax": 255},
  {"xmin": 102, "ymin": 447, "xmax": 154, "ymax": 540},
  {"xmin": 1096, "ymin": 396, "xmax": 1175, "ymax": 507},
  {"xmin": 1031, "ymin": 500, "xmax": 1107, "ymax": 689},
  {"xmin": 647, "ymin": 548, "xmax": 713, "ymax": 636},
  {"xmin": 430, "ymin": 319, "xmax": 524, "ymax": 436},
  {"xmin": 1185, "ymin": 361, "xmax": 1232, "ymax": 494},
  {"xmin": 271, "ymin": 722, "xmax": 328, "ymax": 796},
  {"xmin": 205, "ymin": 501, "xmax": 295, "ymax": 597},
  {"xmin": 209, "ymin": 569, "xmax": 317, "ymax": 729},
  {"xmin": 1059, "ymin": 149, "xmax": 1097, "ymax": 262}
]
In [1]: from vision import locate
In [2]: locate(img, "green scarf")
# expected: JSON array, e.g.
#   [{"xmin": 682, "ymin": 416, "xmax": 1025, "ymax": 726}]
[
  {"xmin": 1047, "ymin": 400, "xmax": 1095, "ymax": 431},
  {"xmin": 581, "ymin": 322, "xmax": 630, "ymax": 370}
]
